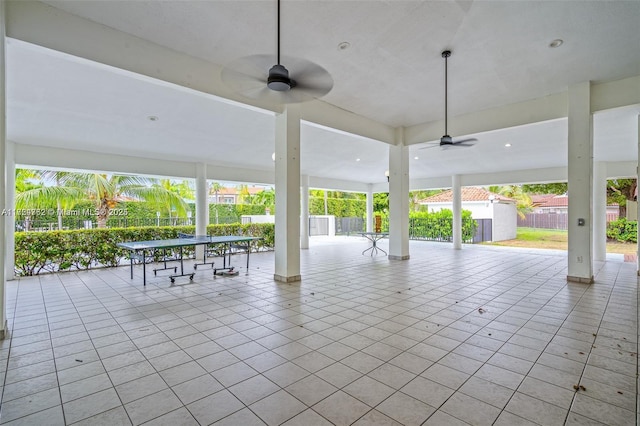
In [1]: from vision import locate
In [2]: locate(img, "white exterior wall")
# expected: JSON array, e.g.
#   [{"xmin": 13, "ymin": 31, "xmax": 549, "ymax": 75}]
[
  {"xmin": 241, "ymin": 215, "xmax": 275, "ymax": 224},
  {"xmin": 492, "ymin": 202, "xmax": 517, "ymax": 241},
  {"xmin": 425, "ymin": 201, "xmax": 492, "ymax": 218},
  {"xmin": 423, "ymin": 200, "xmax": 517, "ymax": 242},
  {"xmin": 628, "ymin": 200, "xmax": 638, "ymax": 220}
]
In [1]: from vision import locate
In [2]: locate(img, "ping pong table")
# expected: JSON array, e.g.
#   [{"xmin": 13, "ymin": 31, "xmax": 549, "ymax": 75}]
[{"xmin": 117, "ymin": 235, "xmax": 261, "ymax": 285}]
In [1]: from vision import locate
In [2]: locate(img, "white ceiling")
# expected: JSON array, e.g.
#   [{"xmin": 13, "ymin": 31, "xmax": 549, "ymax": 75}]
[{"xmin": 6, "ymin": 1, "xmax": 640, "ymax": 187}]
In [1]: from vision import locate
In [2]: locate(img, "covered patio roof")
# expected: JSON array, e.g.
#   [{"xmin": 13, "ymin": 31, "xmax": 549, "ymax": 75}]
[{"xmin": 5, "ymin": 1, "xmax": 640, "ymax": 190}]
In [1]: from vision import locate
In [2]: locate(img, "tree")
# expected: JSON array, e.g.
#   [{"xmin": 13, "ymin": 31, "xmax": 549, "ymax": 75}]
[
  {"xmin": 15, "ymin": 169, "xmax": 41, "ymax": 193},
  {"xmin": 522, "ymin": 182, "xmax": 567, "ymax": 194},
  {"xmin": 607, "ymin": 178, "xmax": 637, "ymax": 217},
  {"xmin": 410, "ymin": 190, "xmax": 439, "ymax": 212},
  {"xmin": 492, "ymin": 185, "xmax": 533, "ymax": 219},
  {"xmin": 522, "ymin": 179, "xmax": 637, "ymax": 217},
  {"xmin": 251, "ymin": 187, "xmax": 275, "ymax": 209},
  {"xmin": 156, "ymin": 179, "xmax": 193, "ymax": 224},
  {"xmin": 16, "ymin": 171, "xmax": 188, "ymax": 228},
  {"xmin": 373, "ymin": 192, "xmax": 389, "ymax": 213},
  {"xmin": 237, "ymin": 184, "xmax": 251, "ymax": 204},
  {"xmin": 210, "ymin": 182, "xmax": 223, "ymax": 204}
]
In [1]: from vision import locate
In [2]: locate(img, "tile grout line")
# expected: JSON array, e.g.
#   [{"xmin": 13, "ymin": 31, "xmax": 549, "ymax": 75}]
[{"xmin": 560, "ymin": 265, "xmax": 626, "ymax": 425}]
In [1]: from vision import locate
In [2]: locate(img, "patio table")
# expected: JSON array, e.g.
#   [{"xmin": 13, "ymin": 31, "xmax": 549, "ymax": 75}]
[{"xmin": 360, "ymin": 232, "xmax": 388, "ymax": 256}]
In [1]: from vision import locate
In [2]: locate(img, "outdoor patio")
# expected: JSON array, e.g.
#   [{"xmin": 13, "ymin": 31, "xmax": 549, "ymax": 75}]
[{"xmin": 0, "ymin": 237, "xmax": 637, "ymax": 425}]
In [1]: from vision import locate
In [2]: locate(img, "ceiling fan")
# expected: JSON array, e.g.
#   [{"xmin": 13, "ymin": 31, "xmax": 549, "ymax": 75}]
[
  {"xmin": 423, "ymin": 50, "xmax": 477, "ymax": 149},
  {"xmin": 221, "ymin": 0, "xmax": 333, "ymax": 104}
]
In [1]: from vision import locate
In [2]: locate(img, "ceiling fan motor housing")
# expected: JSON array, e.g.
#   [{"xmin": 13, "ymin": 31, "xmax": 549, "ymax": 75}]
[
  {"xmin": 440, "ymin": 135, "xmax": 453, "ymax": 145},
  {"xmin": 268, "ymin": 64, "xmax": 294, "ymax": 91}
]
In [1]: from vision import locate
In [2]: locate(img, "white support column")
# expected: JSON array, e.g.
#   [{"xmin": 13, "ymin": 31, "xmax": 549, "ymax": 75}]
[
  {"xmin": 567, "ymin": 82, "xmax": 594, "ymax": 283},
  {"xmin": 388, "ymin": 127, "xmax": 410, "ymax": 260},
  {"xmin": 195, "ymin": 163, "xmax": 208, "ymax": 259},
  {"xmin": 300, "ymin": 174, "xmax": 309, "ymax": 250},
  {"xmin": 274, "ymin": 105, "xmax": 301, "ymax": 282},
  {"xmin": 366, "ymin": 184, "xmax": 373, "ymax": 233},
  {"xmin": 452, "ymin": 174, "xmax": 462, "ymax": 250},
  {"xmin": 637, "ymin": 115, "xmax": 639, "ymax": 275},
  {"xmin": 0, "ymin": 1, "xmax": 7, "ymax": 339},
  {"xmin": 5, "ymin": 140, "xmax": 15, "ymax": 280},
  {"xmin": 593, "ymin": 162, "xmax": 607, "ymax": 262}
]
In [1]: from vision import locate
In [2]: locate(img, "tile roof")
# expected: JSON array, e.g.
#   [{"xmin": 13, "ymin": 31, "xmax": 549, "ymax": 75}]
[
  {"xmin": 419, "ymin": 187, "xmax": 514, "ymax": 203},
  {"xmin": 530, "ymin": 194, "xmax": 557, "ymax": 205},
  {"xmin": 538, "ymin": 195, "xmax": 568, "ymax": 207}
]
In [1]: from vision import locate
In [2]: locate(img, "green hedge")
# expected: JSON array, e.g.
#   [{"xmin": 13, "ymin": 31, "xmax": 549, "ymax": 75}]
[
  {"xmin": 606, "ymin": 218, "xmax": 637, "ymax": 243},
  {"xmin": 15, "ymin": 223, "xmax": 274, "ymax": 276},
  {"xmin": 375, "ymin": 209, "xmax": 477, "ymax": 242},
  {"xmin": 309, "ymin": 197, "xmax": 366, "ymax": 217}
]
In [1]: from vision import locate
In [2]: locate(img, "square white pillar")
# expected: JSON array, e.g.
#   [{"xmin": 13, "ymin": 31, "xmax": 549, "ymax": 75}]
[
  {"xmin": 274, "ymin": 105, "xmax": 301, "ymax": 282},
  {"xmin": 0, "ymin": 1, "xmax": 7, "ymax": 339},
  {"xmin": 452, "ymin": 174, "xmax": 462, "ymax": 250},
  {"xmin": 567, "ymin": 82, "xmax": 594, "ymax": 283},
  {"xmin": 366, "ymin": 184, "xmax": 373, "ymax": 233},
  {"xmin": 593, "ymin": 162, "xmax": 607, "ymax": 262},
  {"xmin": 300, "ymin": 174, "xmax": 309, "ymax": 250},
  {"xmin": 195, "ymin": 163, "xmax": 208, "ymax": 259},
  {"xmin": 388, "ymin": 128, "xmax": 410, "ymax": 260}
]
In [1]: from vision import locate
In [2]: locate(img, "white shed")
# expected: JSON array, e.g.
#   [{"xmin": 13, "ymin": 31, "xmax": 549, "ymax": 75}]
[{"xmin": 418, "ymin": 187, "xmax": 517, "ymax": 242}]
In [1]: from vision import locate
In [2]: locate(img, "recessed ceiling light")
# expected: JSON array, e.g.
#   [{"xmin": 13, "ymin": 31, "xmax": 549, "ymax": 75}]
[
  {"xmin": 505, "ymin": 143, "xmax": 512, "ymax": 147},
  {"xmin": 414, "ymin": 156, "xmax": 419, "ymax": 160},
  {"xmin": 356, "ymin": 158, "xmax": 360, "ymax": 162},
  {"xmin": 337, "ymin": 42, "xmax": 350, "ymax": 51},
  {"xmin": 147, "ymin": 115, "xmax": 159, "ymax": 121},
  {"xmin": 549, "ymin": 39, "xmax": 563, "ymax": 48},
  {"xmin": 271, "ymin": 152, "xmax": 275, "ymax": 161}
]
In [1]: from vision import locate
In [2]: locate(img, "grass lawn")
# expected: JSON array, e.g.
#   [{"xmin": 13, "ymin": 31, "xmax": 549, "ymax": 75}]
[{"xmin": 483, "ymin": 227, "xmax": 637, "ymax": 255}]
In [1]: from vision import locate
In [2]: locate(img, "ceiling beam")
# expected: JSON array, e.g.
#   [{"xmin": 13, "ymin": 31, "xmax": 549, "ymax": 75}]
[
  {"xmin": 406, "ymin": 76, "xmax": 640, "ymax": 147},
  {"xmin": 591, "ymin": 76, "xmax": 640, "ymax": 112},
  {"xmin": 405, "ymin": 92, "xmax": 568, "ymax": 146}
]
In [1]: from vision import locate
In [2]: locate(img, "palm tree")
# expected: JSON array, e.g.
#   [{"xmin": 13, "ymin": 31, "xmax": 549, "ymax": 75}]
[
  {"xmin": 157, "ymin": 179, "xmax": 194, "ymax": 225},
  {"xmin": 210, "ymin": 182, "xmax": 222, "ymax": 204},
  {"xmin": 16, "ymin": 171, "xmax": 188, "ymax": 228},
  {"xmin": 492, "ymin": 185, "xmax": 533, "ymax": 219},
  {"xmin": 251, "ymin": 188, "xmax": 275, "ymax": 212},
  {"xmin": 237, "ymin": 184, "xmax": 251, "ymax": 204},
  {"xmin": 410, "ymin": 190, "xmax": 438, "ymax": 212}
]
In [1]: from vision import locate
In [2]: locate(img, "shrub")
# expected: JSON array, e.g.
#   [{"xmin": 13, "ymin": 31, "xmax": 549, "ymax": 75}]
[
  {"xmin": 606, "ymin": 218, "xmax": 637, "ymax": 243},
  {"xmin": 374, "ymin": 209, "xmax": 477, "ymax": 242},
  {"xmin": 14, "ymin": 223, "xmax": 274, "ymax": 276}
]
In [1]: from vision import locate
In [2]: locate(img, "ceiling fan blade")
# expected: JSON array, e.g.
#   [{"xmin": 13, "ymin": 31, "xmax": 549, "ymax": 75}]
[
  {"xmin": 451, "ymin": 137, "xmax": 478, "ymax": 145},
  {"xmin": 288, "ymin": 57, "xmax": 333, "ymax": 91},
  {"xmin": 221, "ymin": 54, "xmax": 272, "ymax": 96},
  {"xmin": 419, "ymin": 141, "xmax": 440, "ymax": 150},
  {"xmin": 222, "ymin": 54, "xmax": 332, "ymax": 104}
]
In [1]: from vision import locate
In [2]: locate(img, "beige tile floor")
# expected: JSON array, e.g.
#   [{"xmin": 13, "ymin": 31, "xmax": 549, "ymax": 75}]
[{"xmin": 0, "ymin": 236, "xmax": 637, "ymax": 425}]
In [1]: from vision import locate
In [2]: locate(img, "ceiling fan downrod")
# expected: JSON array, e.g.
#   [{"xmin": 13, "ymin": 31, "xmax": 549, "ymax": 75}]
[
  {"xmin": 442, "ymin": 50, "xmax": 451, "ymax": 138},
  {"xmin": 267, "ymin": 0, "xmax": 294, "ymax": 92}
]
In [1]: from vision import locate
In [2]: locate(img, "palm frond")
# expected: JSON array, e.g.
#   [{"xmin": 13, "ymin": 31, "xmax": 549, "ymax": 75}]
[{"xmin": 15, "ymin": 186, "xmax": 87, "ymax": 209}]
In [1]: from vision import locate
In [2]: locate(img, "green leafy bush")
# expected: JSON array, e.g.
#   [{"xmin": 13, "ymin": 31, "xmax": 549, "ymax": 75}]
[
  {"xmin": 606, "ymin": 218, "xmax": 637, "ymax": 243},
  {"xmin": 373, "ymin": 209, "xmax": 477, "ymax": 242},
  {"xmin": 14, "ymin": 223, "xmax": 274, "ymax": 276},
  {"xmin": 409, "ymin": 209, "xmax": 477, "ymax": 242},
  {"xmin": 309, "ymin": 197, "xmax": 366, "ymax": 217}
]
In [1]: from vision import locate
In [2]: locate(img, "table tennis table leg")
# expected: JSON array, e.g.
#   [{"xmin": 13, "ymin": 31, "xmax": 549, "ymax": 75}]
[
  {"xmin": 142, "ymin": 249, "xmax": 147, "ymax": 286},
  {"xmin": 246, "ymin": 242, "xmax": 250, "ymax": 273}
]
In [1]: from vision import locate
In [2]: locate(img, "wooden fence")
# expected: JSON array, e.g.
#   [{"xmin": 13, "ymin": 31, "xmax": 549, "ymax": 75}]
[{"xmin": 518, "ymin": 213, "xmax": 619, "ymax": 230}]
